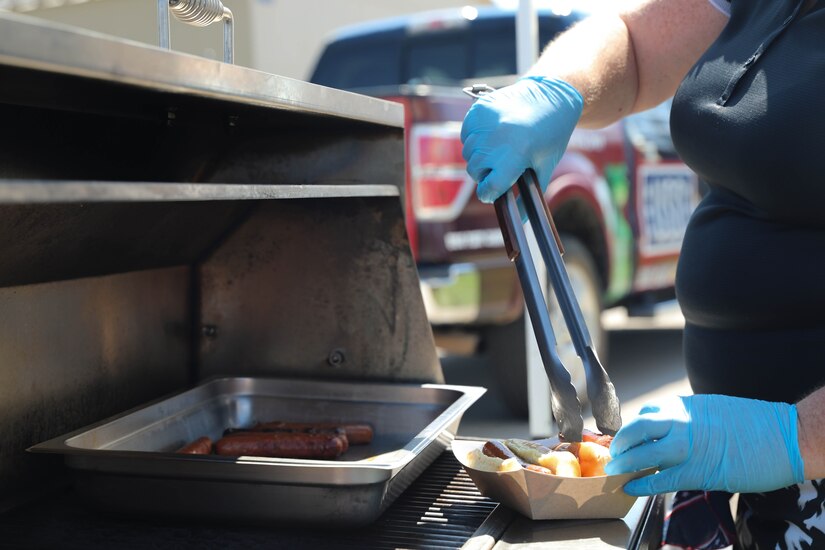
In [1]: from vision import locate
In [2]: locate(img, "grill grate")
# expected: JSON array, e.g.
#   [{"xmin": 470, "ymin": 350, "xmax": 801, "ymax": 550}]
[
  {"xmin": 339, "ymin": 453, "xmax": 500, "ymax": 549},
  {"xmin": 0, "ymin": 449, "xmax": 500, "ymax": 549}
]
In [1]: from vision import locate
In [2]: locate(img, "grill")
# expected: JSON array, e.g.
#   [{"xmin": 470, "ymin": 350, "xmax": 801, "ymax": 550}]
[
  {"xmin": 0, "ymin": 13, "xmax": 664, "ymax": 549},
  {"xmin": 350, "ymin": 451, "xmax": 504, "ymax": 549},
  {"xmin": 0, "ymin": 12, "xmax": 503, "ymax": 548},
  {"xmin": 0, "ymin": 450, "xmax": 505, "ymax": 550}
]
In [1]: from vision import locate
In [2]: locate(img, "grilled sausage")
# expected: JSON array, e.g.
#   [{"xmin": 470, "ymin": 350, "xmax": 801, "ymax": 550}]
[
  {"xmin": 466, "ymin": 448, "xmax": 522, "ymax": 472},
  {"xmin": 581, "ymin": 428, "xmax": 613, "ymax": 448},
  {"xmin": 251, "ymin": 422, "xmax": 374, "ymax": 445},
  {"xmin": 482, "ymin": 439, "xmax": 517, "ymax": 460},
  {"xmin": 222, "ymin": 426, "xmax": 347, "ymax": 443},
  {"xmin": 558, "ymin": 428, "xmax": 613, "ymax": 448},
  {"xmin": 480, "ymin": 439, "xmax": 554, "ymax": 473},
  {"xmin": 214, "ymin": 432, "xmax": 348, "ymax": 459},
  {"xmin": 176, "ymin": 436, "xmax": 213, "ymax": 455}
]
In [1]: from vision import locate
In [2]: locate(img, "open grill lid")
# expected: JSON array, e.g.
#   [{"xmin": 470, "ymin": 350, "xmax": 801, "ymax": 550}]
[
  {"xmin": 0, "ymin": 11, "xmax": 440, "ymax": 384},
  {"xmin": 0, "ymin": 13, "xmax": 443, "ymax": 512}
]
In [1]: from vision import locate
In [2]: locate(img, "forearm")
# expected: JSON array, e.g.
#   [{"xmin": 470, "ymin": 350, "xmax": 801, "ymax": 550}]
[
  {"xmin": 527, "ymin": 14, "xmax": 637, "ymax": 129},
  {"xmin": 797, "ymin": 385, "xmax": 825, "ymax": 479},
  {"xmin": 526, "ymin": 0, "xmax": 728, "ymax": 129}
]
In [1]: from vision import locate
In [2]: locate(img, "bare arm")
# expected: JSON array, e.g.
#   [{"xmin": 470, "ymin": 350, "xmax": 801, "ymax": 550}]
[
  {"xmin": 527, "ymin": 0, "xmax": 728, "ymax": 128},
  {"xmin": 797, "ymin": 386, "xmax": 825, "ymax": 479}
]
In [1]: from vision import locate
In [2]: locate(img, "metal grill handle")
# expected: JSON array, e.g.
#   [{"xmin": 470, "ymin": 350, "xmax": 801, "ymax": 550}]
[{"xmin": 158, "ymin": 0, "xmax": 234, "ymax": 64}]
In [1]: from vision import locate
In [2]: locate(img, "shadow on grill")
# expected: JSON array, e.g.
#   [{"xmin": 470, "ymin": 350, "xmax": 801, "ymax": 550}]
[{"xmin": 0, "ymin": 451, "xmax": 501, "ymax": 550}]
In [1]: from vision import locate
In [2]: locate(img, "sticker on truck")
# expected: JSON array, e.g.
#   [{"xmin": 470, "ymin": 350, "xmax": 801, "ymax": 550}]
[
  {"xmin": 635, "ymin": 164, "xmax": 700, "ymax": 257},
  {"xmin": 444, "ymin": 228, "xmax": 503, "ymax": 252}
]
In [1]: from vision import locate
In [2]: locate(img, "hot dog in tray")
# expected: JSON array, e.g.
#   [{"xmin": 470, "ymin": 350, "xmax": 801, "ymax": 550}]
[
  {"xmin": 465, "ymin": 429, "xmax": 613, "ymax": 477},
  {"xmin": 174, "ymin": 421, "xmax": 374, "ymax": 459}
]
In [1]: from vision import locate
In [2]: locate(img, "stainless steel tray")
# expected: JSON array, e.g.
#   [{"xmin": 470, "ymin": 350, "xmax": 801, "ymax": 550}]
[{"xmin": 30, "ymin": 377, "xmax": 485, "ymax": 526}]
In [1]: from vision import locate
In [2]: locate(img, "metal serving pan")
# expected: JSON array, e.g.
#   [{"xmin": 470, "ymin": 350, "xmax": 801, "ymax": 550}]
[{"xmin": 30, "ymin": 377, "xmax": 485, "ymax": 526}]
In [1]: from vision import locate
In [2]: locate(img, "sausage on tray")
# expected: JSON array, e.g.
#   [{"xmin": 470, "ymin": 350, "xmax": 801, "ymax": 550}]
[
  {"xmin": 222, "ymin": 426, "xmax": 347, "ymax": 440},
  {"xmin": 215, "ymin": 432, "xmax": 348, "ymax": 459},
  {"xmin": 558, "ymin": 428, "xmax": 613, "ymax": 448},
  {"xmin": 175, "ymin": 436, "xmax": 213, "ymax": 455},
  {"xmin": 250, "ymin": 421, "xmax": 374, "ymax": 445},
  {"xmin": 466, "ymin": 447, "xmax": 521, "ymax": 472},
  {"xmin": 482, "ymin": 439, "xmax": 517, "ymax": 460},
  {"xmin": 581, "ymin": 428, "xmax": 613, "ymax": 448}
]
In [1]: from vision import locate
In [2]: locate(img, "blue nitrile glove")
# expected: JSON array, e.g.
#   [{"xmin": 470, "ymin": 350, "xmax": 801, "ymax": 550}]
[
  {"xmin": 460, "ymin": 76, "xmax": 584, "ymax": 204},
  {"xmin": 603, "ymin": 394, "xmax": 805, "ymax": 496}
]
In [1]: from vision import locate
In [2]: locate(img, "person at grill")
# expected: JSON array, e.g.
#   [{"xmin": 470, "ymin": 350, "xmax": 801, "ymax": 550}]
[{"xmin": 459, "ymin": 0, "xmax": 825, "ymax": 547}]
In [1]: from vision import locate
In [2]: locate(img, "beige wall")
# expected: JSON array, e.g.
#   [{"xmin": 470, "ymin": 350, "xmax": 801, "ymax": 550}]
[
  {"xmin": 17, "ymin": 0, "xmax": 491, "ymax": 80},
  {"xmin": 16, "ymin": 0, "xmax": 253, "ymax": 69},
  {"xmin": 246, "ymin": 0, "xmax": 491, "ymax": 80}
]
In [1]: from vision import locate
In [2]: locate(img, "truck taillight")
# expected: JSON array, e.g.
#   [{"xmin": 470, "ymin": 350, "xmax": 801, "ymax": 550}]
[{"xmin": 410, "ymin": 123, "xmax": 474, "ymax": 221}]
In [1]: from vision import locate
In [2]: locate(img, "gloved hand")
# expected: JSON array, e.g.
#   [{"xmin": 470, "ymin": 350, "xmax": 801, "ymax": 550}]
[
  {"xmin": 603, "ymin": 394, "xmax": 805, "ymax": 496},
  {"xmin": 460, "ymin": 76, "xmax": 583, "ymax": 204}
]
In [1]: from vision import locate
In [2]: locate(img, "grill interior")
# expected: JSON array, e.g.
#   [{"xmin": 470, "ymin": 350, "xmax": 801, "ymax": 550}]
[
  {"xmin": 0, "ymin": 450, "xmax": 502, "ymax": 549},
  {"xmin": 0, "ymin": 16, "xmax": 493, "ymax": 548}
]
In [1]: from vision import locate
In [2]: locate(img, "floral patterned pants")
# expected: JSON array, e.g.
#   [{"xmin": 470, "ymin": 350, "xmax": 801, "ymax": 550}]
[{"xmin": 663, "ymin": 481, "xmax": 825, "ymax": 550}]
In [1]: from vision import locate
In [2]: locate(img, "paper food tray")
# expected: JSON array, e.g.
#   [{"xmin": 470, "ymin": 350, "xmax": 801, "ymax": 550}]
[{"xmin": 452, "ymin": 438, "xmax": 656, "ymax": 520}]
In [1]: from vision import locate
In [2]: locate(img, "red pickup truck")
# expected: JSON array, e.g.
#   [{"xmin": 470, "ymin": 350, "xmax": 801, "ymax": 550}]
[{"xmin": 310, "ymin": 6, "xmax": 700, "ymax": 415}]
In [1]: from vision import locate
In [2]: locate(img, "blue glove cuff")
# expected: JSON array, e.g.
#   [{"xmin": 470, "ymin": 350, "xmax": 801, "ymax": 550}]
[
  {"xmin": 519, "ymin": 75, "xmax": 585, "ymax": 116},
  {"xmin": 461, "ymin": 74, "xmax": 584, "ymax": 203},
  {"xmin": 787, "ymin": 403, "xmax": 806, "ymax": 483}
]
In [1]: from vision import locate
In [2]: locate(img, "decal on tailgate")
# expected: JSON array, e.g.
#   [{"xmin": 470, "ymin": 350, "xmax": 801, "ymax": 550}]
[
  {"xmin": 636, "ymin": 164, "xmax": 700, "ymax": 257},
  {"xmin": 444, "ymin": 229, "xmax": 503, "ymax": 251}
]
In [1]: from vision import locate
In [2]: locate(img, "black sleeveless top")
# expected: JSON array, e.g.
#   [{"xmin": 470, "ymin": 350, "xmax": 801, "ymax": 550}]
[{"xmin": 670, "ymin": 0, "xmax": 825, "ymax": 404}]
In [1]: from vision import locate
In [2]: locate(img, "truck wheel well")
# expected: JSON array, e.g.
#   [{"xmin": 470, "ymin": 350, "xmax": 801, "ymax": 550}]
[{"xmin": 552, "ymin": 199, "xmax": 608, "ymax": 292}]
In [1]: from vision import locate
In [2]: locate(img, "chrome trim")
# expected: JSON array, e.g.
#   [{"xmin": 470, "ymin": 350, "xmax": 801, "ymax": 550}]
[
  {"xmin": 0, "ymin": 181, "xmax": 399, "ymax": 204},
  {"xmin": 0, "ymin": 12, "xmax": 403, "ymax": 128}
]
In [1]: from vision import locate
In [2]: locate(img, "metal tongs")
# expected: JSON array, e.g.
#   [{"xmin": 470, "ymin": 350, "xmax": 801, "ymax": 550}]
[{"xmin": 463, "ymin": 84, "xmax": 622, "ymax": 442}]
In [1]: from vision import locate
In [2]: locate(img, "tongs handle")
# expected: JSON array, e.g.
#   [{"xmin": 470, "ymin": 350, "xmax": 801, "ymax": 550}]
[{"xmin": 494, "ymin": 171, "xmax": 622, "ymax": 440}]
